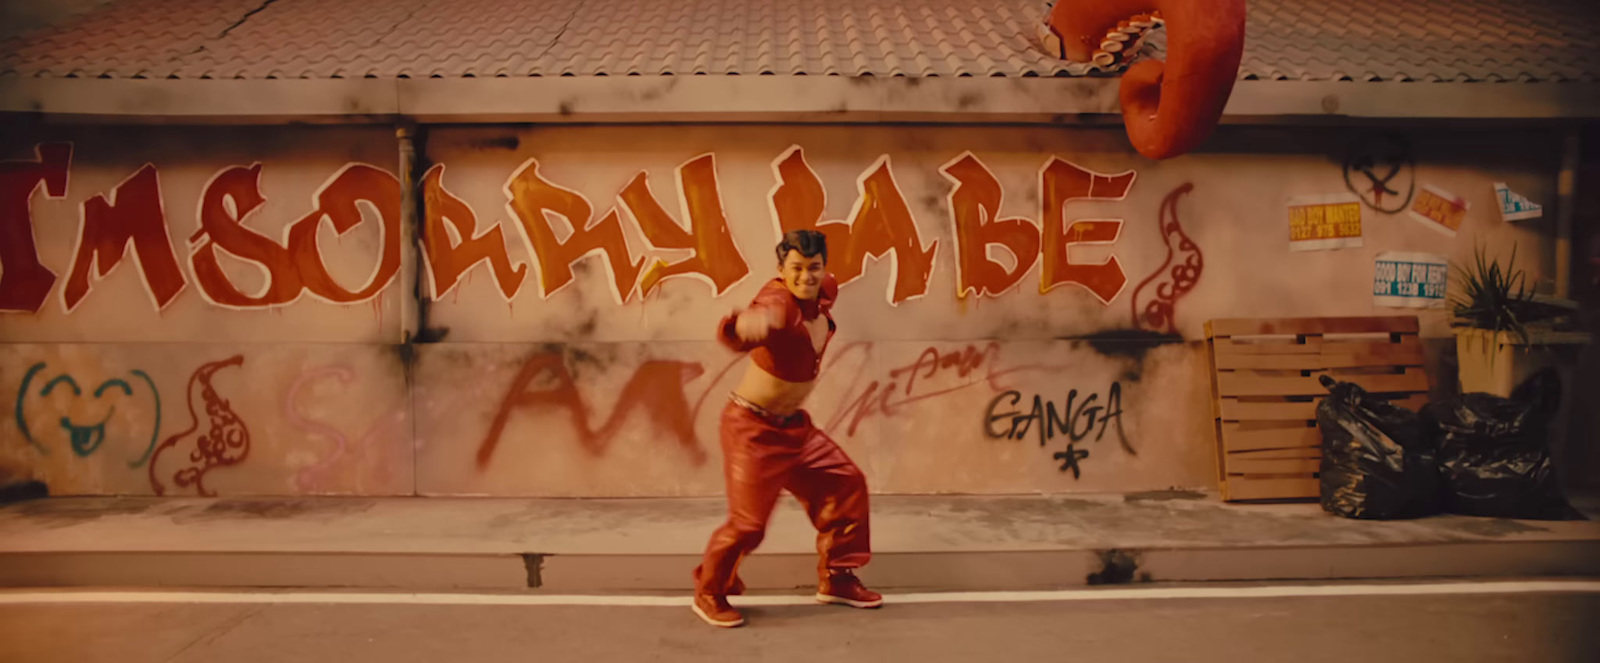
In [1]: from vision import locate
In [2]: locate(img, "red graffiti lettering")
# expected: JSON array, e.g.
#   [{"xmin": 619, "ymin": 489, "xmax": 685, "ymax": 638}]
[
  {"xmin": 63, "ymin": 164, "xmax": 186, "ymax": 312},
  {"xmin": 422, "ymin": 164, "xmax": 527, "ymax": 300},
  {"xmin": 621, "ymin": 153, "xmax": 749, "ymax": 297},
  {"xmin": 505, "ymin": 159, "xmax": 643, "ymax": 303},
  {"xmin": 190, "ymin": 163, "xmax": 402, "ymax": 308},
  {"xmin": 1040, "ymin": 158, "xmax": 1135, "ymax": 304},
  {"xmin": 769, "ymin": 147, "xmax": 937, "ymax": 304},
  {"xmin": 148, "ymin": 355, "xmax": 249, "ymax": 496},
  {"xmin": 288, "ymin": 165, "xmax": 403, "ymax": 303},
  {"xmin": 0, "ymin": 143, "xmax": 71, "ymax": 313},
  {"xmin": 190, "ymin": 164, "xmax": 296, "ymax": 307},
  {"xmin": 1131, "ymin": 184, "xmax": 1204, "ymax": 335},
  {"xmin": 941, "ymin": 152, "xmax": 1042, "ymax": 298},
  {"xmin": 476, "ymin": 353, "xmax": 708, "ymax": 469},
  {"xmin": 827, "ymin": 343, "xmax": 1025, "ymax": 437}
]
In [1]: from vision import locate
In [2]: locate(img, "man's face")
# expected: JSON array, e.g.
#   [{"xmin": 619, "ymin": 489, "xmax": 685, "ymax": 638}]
[{"xmin": 779, "ymin": 250, "xmax": 825, "ymax": 300}]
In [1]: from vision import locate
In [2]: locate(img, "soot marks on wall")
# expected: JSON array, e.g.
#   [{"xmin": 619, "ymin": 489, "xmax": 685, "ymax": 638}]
[
  {"xmin": 1087, "ymin": 549, "xmax": 1149, "ymax": 585},
  {"xmin": 473, "ymin": 135, "xmax": 522, "ymax": 151},
  {"xmin": 572, "ymin": 309, "xmax": 600, "ymax": 339},
  {"xmin": 1124, "ymin": 489, "xmax": 1205, "ymax": 503},
  {"xmin": 1066, "ymin": 329, "xmax": 1183, "ymax": 383},
  {"xmin": 390, "ymin": 343, "xmax": 419, "ymax": 389}
]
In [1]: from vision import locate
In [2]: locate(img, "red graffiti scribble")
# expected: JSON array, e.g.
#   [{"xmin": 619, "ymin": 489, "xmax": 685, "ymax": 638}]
[
  {"xmin": 189, "ymin": 163, "xmax": 402, "ymax": 308},
  {"xmin": 689, "ymin": 354, "xmax": 750, "ymax": 424},
  {"xmin": 1040, "ymin": 158, "xmax": 1136, "ymax": 304},
  {"xmin": 1131, "ymin": 183, "xmax": 1203, "ymax": 335},
  {"xmin": 0, "ymin": 143, "xmax": 71, "ymax": 313},
  {"xmin": 621, "ymin": 153, "xmax": 749, "ymax": 298},
  {"xmin": 476, "ymin": 352, "xmax": 708, "ymax": 469},
  {"xmin": 422, "ymin": 163, "xmax": 527, "ymax": 300},
  {"xmin": 769, "ymin": 147, "xmax": 937, "ymax": 305},
  {"xmin": 148, "ymin": 355, "xmax": 249, "ymax": 496},
  {"xmin": 941, "ymin": 152, "xmax": 1042, "ymax": 298},
  {"xmin": 63, "ymin": 164, "xmax": 186, "ymax": 312},
  {"xmin": 505, "ymin": 158, "xmax": 643, "ymax": 304},
  {"xmin": 826, "ymin": 343, "xmax": 1034, "ymax": 437}
]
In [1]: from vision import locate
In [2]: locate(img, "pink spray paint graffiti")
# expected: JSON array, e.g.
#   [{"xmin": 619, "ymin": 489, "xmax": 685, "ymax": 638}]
[{"xmin": 285, "ymin": 365, "xmax": 407, "ymax": 492}]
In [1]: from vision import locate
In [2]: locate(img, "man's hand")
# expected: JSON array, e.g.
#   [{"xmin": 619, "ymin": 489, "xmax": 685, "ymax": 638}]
[{"xmin": 734, "ymin": 306, "xmax": 784, "ymax": 342}]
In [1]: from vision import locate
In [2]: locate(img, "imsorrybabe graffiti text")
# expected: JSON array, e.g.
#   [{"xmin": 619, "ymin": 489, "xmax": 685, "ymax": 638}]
[{"xmin": 1, "ymin": 144, "xmax": 1162, "ymax": 314}]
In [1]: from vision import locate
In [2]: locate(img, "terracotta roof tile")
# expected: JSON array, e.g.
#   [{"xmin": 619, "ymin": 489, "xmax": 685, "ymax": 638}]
[{"xmin": 1, "ymin": 0, "xmax": 1595, "ymax": 83}]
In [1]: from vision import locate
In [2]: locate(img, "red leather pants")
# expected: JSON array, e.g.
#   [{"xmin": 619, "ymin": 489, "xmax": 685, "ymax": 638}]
[{"xmin": 693, "ymin": 398, "xmax": 871, "ymax": 596}]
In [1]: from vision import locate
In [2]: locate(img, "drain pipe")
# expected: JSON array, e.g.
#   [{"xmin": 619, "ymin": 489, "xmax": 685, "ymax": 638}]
[
  {"xmin": 397, "ymin": 122, "xmax": 427, "ymax": 343},
  {"xmin": 1556, "ymin": 131, "xmax": 1579, "ymax": 299},
  {"xmin": 395, "ymin": 122, "xmax": 428, "ymax": 499}
]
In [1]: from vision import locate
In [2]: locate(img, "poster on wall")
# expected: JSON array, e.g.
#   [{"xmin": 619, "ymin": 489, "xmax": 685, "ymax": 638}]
[
  {"xmin": 1408, "ymin": 184, "xmax": 1470, "ymax": 237},
  {"xmin": 1373, "ymin": 251, "xmax": 1448, "ymax": 308},
  {"xmin": 1494, "ymin": 182, "xmax": 1543, "ymax": 222},
  {"xmin": 1287, "ymin": 193, "xmax": 1363, "ymax": 251}
]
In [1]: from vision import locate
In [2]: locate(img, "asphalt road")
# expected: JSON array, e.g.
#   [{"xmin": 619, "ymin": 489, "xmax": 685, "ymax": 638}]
[{"xmin": 2, "ymin": 582, "xmax": 1597, "ymax": 662}]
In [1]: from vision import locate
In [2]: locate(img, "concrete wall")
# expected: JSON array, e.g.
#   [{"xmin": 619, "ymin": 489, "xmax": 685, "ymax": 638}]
[{"xmin": 0, "ymin": 123, "xmax": 1565, "ymax": 496}]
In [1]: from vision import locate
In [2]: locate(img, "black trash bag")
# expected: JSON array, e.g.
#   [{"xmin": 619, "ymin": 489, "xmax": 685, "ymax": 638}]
[
  {"xmin": 1422, "ymin": 369, "xmax": 1585, "ymax": 521},
  {"xmin": 1315, "ymin": 375, "xmax": 1443, "ymax": 519}
]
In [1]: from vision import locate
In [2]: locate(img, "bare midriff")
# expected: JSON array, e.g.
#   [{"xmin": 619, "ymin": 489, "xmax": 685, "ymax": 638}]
[
  {"xmin": 732, "ymin": 312, "xmax": 831, "ymax": 416},
  {"xmin": 731, "ymin": 365, "xmax": 817, "ymax": 416}
]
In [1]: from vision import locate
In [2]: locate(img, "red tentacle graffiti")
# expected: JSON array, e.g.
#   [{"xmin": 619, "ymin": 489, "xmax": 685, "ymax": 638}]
[
  {"xmin": 1130, "ymin": 184, "xmax": 1202, "ymax": 335},
  {"xmin": 147, "ymin": 355, "xmax": 249, "ymax": 496}
]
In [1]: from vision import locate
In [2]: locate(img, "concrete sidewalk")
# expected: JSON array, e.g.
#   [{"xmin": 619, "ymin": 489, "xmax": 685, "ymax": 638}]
[{"xmin": 1, "ymin": 492, "xmax": 1597, "ymax": 591}]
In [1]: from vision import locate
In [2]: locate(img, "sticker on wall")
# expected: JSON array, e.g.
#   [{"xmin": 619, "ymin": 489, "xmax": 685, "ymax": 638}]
[
  {"xmin": 1407, "ymin": 184, "xmax": 1469, "ymax": 237},
  {"xmin": 1373, "ymin": 251, "xmax": 1447, "ymax": 309},
  {"xmin": 1494, "ymin": 182, "xmax": 1543, "ymax": 222},
  {"xmin": 1287, "ymin": 193, "xmax": 1363, "ymax": 251}
]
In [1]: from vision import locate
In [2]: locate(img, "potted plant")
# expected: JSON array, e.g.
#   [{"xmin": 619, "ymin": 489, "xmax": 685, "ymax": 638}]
[{"xmin": 1450, "ymin": 243, "xmax": 1589, "ymax": 396}]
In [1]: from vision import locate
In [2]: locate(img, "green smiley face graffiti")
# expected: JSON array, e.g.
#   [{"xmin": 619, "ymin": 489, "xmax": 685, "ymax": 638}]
[{"xmin": 14, "ymin": 363, "xmax": 162, "ymax": 467}]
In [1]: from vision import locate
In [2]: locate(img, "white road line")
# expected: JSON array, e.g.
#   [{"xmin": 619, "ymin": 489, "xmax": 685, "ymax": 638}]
[{"xmin": 0, "ymin": 581, "xmax": 1597, "ymax": 607}]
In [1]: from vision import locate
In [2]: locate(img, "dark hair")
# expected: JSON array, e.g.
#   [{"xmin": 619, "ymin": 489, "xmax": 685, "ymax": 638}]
[{"xmin": 775, "ymin": 229, "xmax": 827, "ymax": 265}]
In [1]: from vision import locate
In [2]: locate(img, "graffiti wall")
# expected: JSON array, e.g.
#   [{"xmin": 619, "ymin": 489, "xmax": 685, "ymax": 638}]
[{"xmin": 0, "ymin": 124, "xmax": 1561, "ymax": 496}]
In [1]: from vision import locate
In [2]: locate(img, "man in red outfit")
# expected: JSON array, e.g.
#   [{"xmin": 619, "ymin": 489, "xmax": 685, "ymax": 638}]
[{"xmin": 691, "ymin": 229, "xmax": 880, "ymax": 628}]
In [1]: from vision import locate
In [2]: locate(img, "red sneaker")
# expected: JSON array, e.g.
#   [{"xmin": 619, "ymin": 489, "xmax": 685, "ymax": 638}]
[
  {"xmin": 692, "ymin": 594, "xmax": 746, "ymax": 628},
  {"xmin": 816, "ymin": 570, "xmax": 883, "ymax": 609}
]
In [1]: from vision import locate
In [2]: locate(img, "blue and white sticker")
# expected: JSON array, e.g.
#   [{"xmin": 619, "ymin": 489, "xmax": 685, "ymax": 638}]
[
  {"xmin": 1494, "ymin": 182, "xmax": 1543, "ymax": 222},
  {"xmin": 1374, "ymin": 251, "xmax": 1447, "ymax": 309}
]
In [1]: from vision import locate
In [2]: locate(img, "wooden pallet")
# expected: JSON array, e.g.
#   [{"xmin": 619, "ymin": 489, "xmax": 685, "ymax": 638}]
[{"xmin": 1204, "ymin": 316, "xmax": 1431, "ymax": 502}]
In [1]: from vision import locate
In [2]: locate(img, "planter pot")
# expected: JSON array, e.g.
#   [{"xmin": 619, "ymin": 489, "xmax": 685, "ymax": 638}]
[
  {"xmin": 1452, "ymin": 328, "xmax": 1592, "ymax": 496},
  {"xmin": 1453, "ymin": 328, "xmax": 1591, "ymax": 397}
]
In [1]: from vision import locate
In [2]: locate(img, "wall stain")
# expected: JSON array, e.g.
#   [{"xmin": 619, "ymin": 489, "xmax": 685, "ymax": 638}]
[
  {"xmin": 474, "ymin": 135, "xmax": 521, "ymax": 151},
  {"xmin": 1071, "ymin": 329, "xmax": 1185, "ymax": 361},
  {"xmin": 177, "ymin": 498, "xmax": 377, "ymax": 522},
  {"xmin": 1087, "ymin": 548, "xmax": 1149, "ymax": 585},
  {"xmin": 1445, "ymin": 517, "xmax": 1550, "ymax": 537},
  {"xmin": 1124, "ymin": 489, "xmax": 1206, "ymax": 503},
  {"xmin": 8, "ymin": 497, "xmax": 152, "ymax": 528},
  {"xmin": 522, "ymin": 553, "xmax": 544, "ymax": 587},
  {"xmin": 574, "ymin": 310, "xmax": 599, "ymax": 339}
]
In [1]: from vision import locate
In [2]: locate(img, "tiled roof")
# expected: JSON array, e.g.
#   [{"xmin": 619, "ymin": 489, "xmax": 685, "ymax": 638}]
[{"xmin": 1, "ymin": 0, "xmax": 1596, "ymax": 83}]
